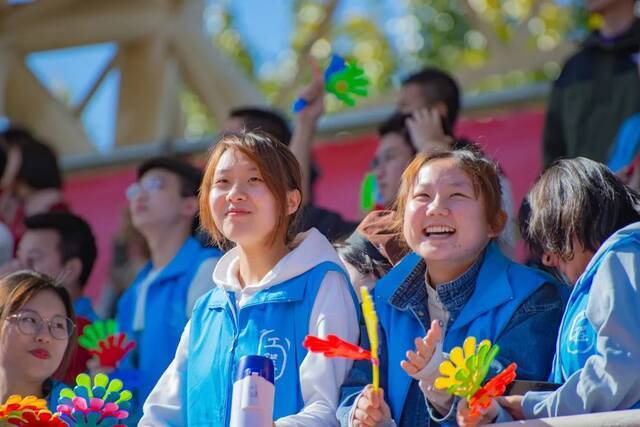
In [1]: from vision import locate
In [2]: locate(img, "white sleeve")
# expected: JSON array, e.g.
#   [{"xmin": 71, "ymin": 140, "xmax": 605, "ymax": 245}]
[
  {"xmin": 276, "ymin": 271, "xmax": 360, "ymax": 427},
  {"xmin": 139, "ymin": 320, "xmax": 191, "ymax": 426},
  {"xmin": 186, "ymin": 258, "xmax": 218, "ymax": 316},
  {"xmin": 412, "ymin": 343, "xmax": 454, "ymax": 414}
]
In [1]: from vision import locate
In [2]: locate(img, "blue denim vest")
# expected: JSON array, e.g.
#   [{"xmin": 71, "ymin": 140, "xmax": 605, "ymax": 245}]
[{"xmin": 374, "ymin": 243, "xmax": 562, "ymax": 421}]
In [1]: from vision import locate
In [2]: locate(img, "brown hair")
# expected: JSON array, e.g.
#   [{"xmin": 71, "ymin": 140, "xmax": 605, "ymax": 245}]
[
  {"xmin": 199, "ymin": 131, "xmax": 303, "ymax": 249},
  {"xmin": 0, "ymin": 270, "xmax": 77, "ymax": 387},
  {"xmin": 394, "ymin": 149, "xmax": 505, "ymax": 235}
]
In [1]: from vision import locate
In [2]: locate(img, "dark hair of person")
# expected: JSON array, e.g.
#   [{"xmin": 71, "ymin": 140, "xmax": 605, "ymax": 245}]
[
  {"xmin": 1, "ymin": 127, "xmax": 62, "ymax": 190},
  {"xmin": 335, "ymin": 239, "xmax": 392, "ymax": 280},
  {"xmin": 522, "ymin": 157, "xmax": 640, "ymax": 259},
  {"xmin": 24, "ymin": 213, "xmax": 98, "ymax": 288},
  {"xmin": 402, "ymin": 68, "xmax": 460, "ymax": 136},
  {"xmin": 229, "ymin": 107, "xmax": 292, "ymax": 146},
  {"xmin": 377, "ymin": 113, "xmax": 417, "ymax": 156}
]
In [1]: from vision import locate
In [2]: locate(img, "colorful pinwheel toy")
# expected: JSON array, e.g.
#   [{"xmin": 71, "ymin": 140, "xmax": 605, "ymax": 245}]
[
  {"xmin": 293, "ymin": 54, "xmax": 369, "ymax": 112},
  {"xmin": 434, "ymin": 337, "xmax": 517, "ymax": 416},
  {"xmin": 303, "ymin": 286, "xmax": 380, "ymax": 390},
  {"xmin": 0, "ymin": 395, "xmax": 65, "ymax": 427},
  {"xmin": 78, "ymin": 320, "xmax": 135, "ymax": 369},
  {"xmin": 56, "ymin": 373, "xmax": 132, "ymax": 427}
]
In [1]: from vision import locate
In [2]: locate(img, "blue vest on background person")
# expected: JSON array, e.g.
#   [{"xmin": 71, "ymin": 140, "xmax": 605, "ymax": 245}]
[
  {"xmin": 552, "ymin": 224, "xmax": 640, "ymax": 414},
  {"xmin": 117, "ymin": 237, "xmax": 221, "ymax": 414},
  {"xmin": 375, "ymin": 243, "xmax": 557, "ymax": 421},
  {"xmin": 74, "ymin": 296, "xmax": 99, "ymax": 322},
  {"xmin": 186, "ymin": 261, "xmax": 359, "ymax": 427}
]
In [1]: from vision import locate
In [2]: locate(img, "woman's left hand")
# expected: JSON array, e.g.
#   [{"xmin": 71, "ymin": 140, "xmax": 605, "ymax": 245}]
[{"xmin": 496, "ymin": 395, "xmax": 525, "ymax": 420}]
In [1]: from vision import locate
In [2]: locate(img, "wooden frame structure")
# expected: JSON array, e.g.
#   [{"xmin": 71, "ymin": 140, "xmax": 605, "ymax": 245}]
[{"xmin": 0, "ymin": 0, "xmax": 265, "ymax": 155}]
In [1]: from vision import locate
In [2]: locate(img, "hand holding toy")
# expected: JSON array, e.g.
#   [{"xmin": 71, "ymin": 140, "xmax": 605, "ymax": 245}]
[
  {"xmin": 293, "ymin": 54, "xmax": 369, "ymax": 112},
  {"xmin": 435, "ymin": 337, "xmax": 517, "ymax": 417},
  {"xmin": 78, "ymin": 320, "xmax": 135, "ymax": 369}
]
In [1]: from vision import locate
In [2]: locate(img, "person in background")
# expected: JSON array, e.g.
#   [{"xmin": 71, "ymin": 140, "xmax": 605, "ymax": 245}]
[
  {"xmin": 116, "ymin": 156, "xmax": 222, "ymax": 420},
  {"xmin": 0, "ymin": 212, "xmax": 98, "ymax": 385},
  {"xmin": 543, "ymin": 0, "xmax": 640, "ymax": 166},
  {"xmin": 336, "ymin": 209, "xmax": 407, "ymax": 298},
  {"xmin": 0, "ymin": 270, "xmax": 76, "ymax": 407},
  {"xmin": 0, "ymin": 128, "xmax": 69, "ymax": 245},
  {"xmin": 97, "ymin": 208, "xmax": 150, "ymax": 319}
]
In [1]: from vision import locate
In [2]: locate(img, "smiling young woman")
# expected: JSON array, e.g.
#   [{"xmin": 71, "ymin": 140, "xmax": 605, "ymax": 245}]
[{"xmin": 0, "ymin": 270, "xmax": 76, "ymax": 406}]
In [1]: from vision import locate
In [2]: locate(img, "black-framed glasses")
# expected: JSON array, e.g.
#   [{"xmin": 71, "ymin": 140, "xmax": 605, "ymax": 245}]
[
  {"xmin": 125, "ymin": 175, "xmax": 165, "ymax": 200},
  {"xmin": 6, "ymin": 309, "xmax": 74, "ymax": 340}
]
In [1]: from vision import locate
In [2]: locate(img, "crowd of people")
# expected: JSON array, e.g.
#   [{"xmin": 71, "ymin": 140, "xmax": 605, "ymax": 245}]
[{"xmin": 0, "ymin": 0, "xmax": 639, "ymax": 426}]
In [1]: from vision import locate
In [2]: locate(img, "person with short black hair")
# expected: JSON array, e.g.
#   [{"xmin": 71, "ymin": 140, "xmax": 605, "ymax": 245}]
[
  {"xmin": 116, "ymin": 156, "xmax": 222, "ymax": 421},
  {"xmin": 225, "ymin": 106, "xmax": 293, "ymax": 146}
]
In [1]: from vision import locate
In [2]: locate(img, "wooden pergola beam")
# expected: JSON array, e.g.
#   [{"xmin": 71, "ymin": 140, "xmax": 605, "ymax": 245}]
[
  {"xmin": 115, "ymin": 34, "xmax": 178, "ymax": 146},
  {"xmin": 5, "ymin": 54, "xmax": 93, "ymax": 155},
  {"xmin": 2, "ymin": 0, "xmax": 169, "ymax": 53}
]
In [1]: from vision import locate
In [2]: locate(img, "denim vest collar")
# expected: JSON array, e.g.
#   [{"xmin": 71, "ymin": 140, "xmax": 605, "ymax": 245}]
[{"xmin": 388, "ymin": 250, "xmax": 484, "ymax": 319}]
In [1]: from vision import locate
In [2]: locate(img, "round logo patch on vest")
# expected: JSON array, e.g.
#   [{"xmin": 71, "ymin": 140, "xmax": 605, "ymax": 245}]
[
  {"xmin": 258, "ymin": 329, "xmax": 291, "ymax": 381},
  {"xmin": 567, "ymin": 311, "xmax": 594, "ymax": 355}
]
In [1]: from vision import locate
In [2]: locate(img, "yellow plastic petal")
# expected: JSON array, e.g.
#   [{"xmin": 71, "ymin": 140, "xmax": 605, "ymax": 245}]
[
  {"xmin": 463, "ymin": 336, "xmax": 477, "ymax": 358},
  {"xmin": 450, "ymin": 346, "xmax": 465, "ymax": 367},
  {"xmin": 439, "ymin": 360, "xmax": 457, "ymax": 376},
  {"xmin": 434, "ymin": 376, "xmax": 455, "ymax": 389}
]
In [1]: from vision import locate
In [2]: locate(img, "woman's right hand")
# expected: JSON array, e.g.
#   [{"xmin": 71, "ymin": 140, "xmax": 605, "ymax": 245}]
[{"xmin": 352, "ymin": 385, "xmax": 391, "ymax": 426}]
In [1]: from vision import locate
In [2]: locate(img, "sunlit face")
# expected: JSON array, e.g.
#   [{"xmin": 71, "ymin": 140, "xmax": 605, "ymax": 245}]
[
  {"xmin": 372, "ymin": 133, "xmax": 414, "ymax": 207},
  {"xmin": 398, "ymin": 83, "xmax": 429, "ymax": 114},
  {"xmin": 0, "ymin": 290, "xmax": 70, "ymax": 387},
  {"xmin": 542, "ymin": 240, "xmax": 595, "ymax": 285},
  {"xmin": 403, "ymin": 158, "xmax": 499, "ymax": 276},
  {"xmin": 128, "ymin": 169, "xmax": 194, "ymax": 232},
  {"xmin": 209, "ymin": 149, "xmax": 290, "ymax": 248},
  {"xmin": 18, "ymin": 230, "xmax": 65, "ymax": 282}
]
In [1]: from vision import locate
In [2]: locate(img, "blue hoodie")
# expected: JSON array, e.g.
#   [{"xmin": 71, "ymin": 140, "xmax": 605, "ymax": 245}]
[{"xmin": 523, "ymin": 222, "xmax": 640, "ymax": 418}]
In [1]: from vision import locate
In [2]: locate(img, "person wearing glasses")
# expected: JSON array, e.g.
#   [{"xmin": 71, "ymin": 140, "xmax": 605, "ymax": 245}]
[
  {"xmin": 0, "ymin": 212, "xmax": 99, "ymax": 385},
  {"xmin": 116, "ymin": 156, "xmax": 222, "ymax": 422},
  {"xmin": 0, "ymin": 270, "xmax": 76, "ymax": 406}
]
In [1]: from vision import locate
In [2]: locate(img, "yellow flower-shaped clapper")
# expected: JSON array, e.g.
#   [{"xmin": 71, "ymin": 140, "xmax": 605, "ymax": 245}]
[{"xmin": 434, "ymin": 337, "xmax": 500, "ymax": 399}]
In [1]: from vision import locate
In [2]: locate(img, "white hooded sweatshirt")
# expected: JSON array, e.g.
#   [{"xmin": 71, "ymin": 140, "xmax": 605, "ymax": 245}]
[{"xmin": 140, "ymin": 228, "xmax": 359, "ymax": 426}]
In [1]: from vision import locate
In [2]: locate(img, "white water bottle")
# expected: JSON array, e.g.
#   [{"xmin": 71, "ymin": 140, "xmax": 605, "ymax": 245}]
[{"xmin": 230, "ymin": 355, "xmax": 275, "ymax": 427}]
